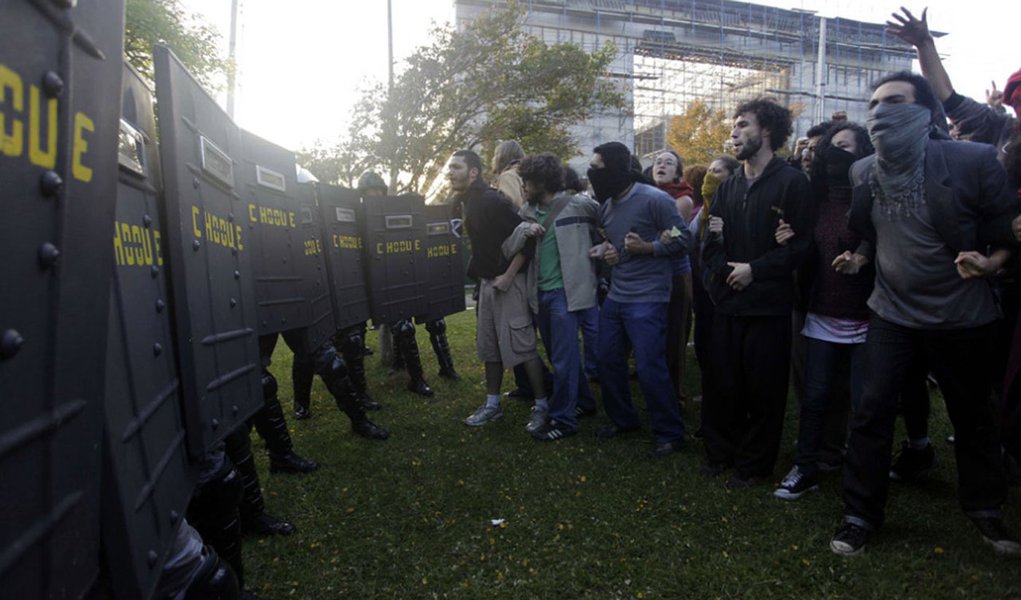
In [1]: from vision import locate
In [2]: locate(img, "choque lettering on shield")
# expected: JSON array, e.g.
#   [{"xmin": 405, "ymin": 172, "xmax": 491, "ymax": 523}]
[
  {"xmin": 113, "ymin": 221, "xmax": 164, "ymax": 267},
  {"xmin": 375, "ymin": 239, "xmax": 421, "ymax": 255},
  {"xmin": 192, "ymin": 206, "xmax": 244, "ymax": 252},
  {"xmin": 248, "ymin": 203, "xmax": 295, "ymax": 229},
  {"xmin": 0, "ymin": 63, "xmax": 95, "ymax": 181},
  {"xmin": 427, "ymin": 243, "xmax": 459, "ymax": 258},
  {"xmin": 332, "ymin": 234, "xmax": 362, "ymax": 250}
]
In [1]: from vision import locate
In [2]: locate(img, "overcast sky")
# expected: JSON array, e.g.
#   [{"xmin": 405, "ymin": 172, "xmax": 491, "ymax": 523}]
[{"xmin": 180, "ymin": 0, "xmax": 1017, "ymax": 151}]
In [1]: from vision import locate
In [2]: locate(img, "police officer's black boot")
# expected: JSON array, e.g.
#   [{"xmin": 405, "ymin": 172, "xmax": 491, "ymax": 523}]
[
  {"xmin": 291, "ymin": 351, "xmax": 315, "ymax": 420},
  {"xmin": 389, "ymin": 326, "xmax": 405, "ymax": 372},
  {"xmin": 313, "ymin": 342, "xmax": 390, "ymax": 440},
  {"xmin": 396, "ymin": 319, "xmax": 434, "ymax": 397},
  {"xmin": 426, "ymin": 318, "xmax": 460, "ymax": 380},
  {"xmin": 225, "ymin": 428, "xmax": 296, "ymax": 537},
  {"xmin": 188, "ymin": 456, "xmax": 245, "ymax": 591},
  {"xmin": 253, "ymin": 369, "xmax": 319, "ymax": 474},
  {"xmin": 340, "ymin": 327, "xmax": 381, "ymax": 411}
]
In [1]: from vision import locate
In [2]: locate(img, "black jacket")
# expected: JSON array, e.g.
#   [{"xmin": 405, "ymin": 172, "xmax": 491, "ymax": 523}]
[
  {"xmin": 458, "ymin": 178, "xmax": 531, "ymax": 280},
  {"xmin": 849, "ymin": 138, "xmax": 1019, "ymax": 253},
  {"xmin": 702, "ymin": 156, "xmax": 813, "ymax": 316}
]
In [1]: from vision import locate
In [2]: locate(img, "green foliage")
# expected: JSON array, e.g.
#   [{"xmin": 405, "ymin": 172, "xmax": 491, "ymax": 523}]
[
  {"xmin": 666, "ymin": 100, "xmax": 733, "ymax": 167},
  {"xmin": 248, "ymin": 309, "xmax": 1021, "ymax": 598},
  {"xmin": 310, "ymin": 5, "xmax": 626, "ymax": 197},
  {"xmin": 124, "ymin": 0, "xmax": 225, "ymax": 91}
]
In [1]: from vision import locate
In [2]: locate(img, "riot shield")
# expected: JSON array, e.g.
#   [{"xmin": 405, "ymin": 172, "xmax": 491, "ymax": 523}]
[
  {"xmin": 316, "ymin": 184, "xmax": 371, "ymax": 331},
  {"xmin": 296, "ymin": 182, "xmax": 336, "ymax": 353},
  {"xmin": 101, "ymin": 63, "xmax": 196, "ymax": 600},
  {"xmin": 362, "ymin": 194, "xmax": 429, "ymax": 324},
  {"xmin": 238, "ymin": 129, "xmax": 313, "ymax": 337},
  {"xmin": 416, "ymin": 203, "xmax": 466, "ymax": 323},
  {"xmin": 153, "ymin": 46, "xmax": 262, "ymax": 458},
  {"xmin": 0, "ymin": 2, "xmax": 124, "ymax": 597}
]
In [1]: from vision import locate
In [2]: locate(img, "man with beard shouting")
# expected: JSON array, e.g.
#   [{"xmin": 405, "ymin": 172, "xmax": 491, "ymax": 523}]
[{"xmin": 700, "ymin": 98, "xmax": 813, "ymax": 488}]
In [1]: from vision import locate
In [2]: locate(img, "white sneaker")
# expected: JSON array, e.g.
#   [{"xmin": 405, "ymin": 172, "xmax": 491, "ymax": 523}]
[
  {"xmin": 464, "ymin": 404, "xmax": 503, "ymax": 427},
  {"xmin": 525, "ymin": 407, "xmax": 548, "ymax": 433}
]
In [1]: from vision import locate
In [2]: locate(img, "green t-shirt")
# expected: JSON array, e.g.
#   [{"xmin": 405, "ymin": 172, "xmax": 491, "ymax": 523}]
[{"xmin": 536, "ymin": 206, "xmax": 564, "ymax": 291}]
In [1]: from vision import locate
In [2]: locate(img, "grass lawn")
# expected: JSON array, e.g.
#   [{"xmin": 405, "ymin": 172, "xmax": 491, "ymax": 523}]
[{"xmin": 247, "ymin": 309, "xmax": 1019, "ymax": 599}]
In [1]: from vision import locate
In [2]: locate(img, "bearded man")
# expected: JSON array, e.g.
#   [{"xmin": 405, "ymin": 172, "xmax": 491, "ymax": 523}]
[{"xmin": 700, "ymin": 98, "xmax": 813, "ymax": 488}]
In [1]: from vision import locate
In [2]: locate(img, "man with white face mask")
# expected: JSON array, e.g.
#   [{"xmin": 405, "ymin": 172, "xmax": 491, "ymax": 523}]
[{"xmin": 831, "ymin": 71, "xmax": 1021, "ymax": 557}]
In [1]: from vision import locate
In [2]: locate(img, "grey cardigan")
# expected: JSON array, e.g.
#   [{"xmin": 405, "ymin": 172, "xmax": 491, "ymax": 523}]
[{"xmin": 502, "ymin": 192, "xmax": 601, "ymax": 314}]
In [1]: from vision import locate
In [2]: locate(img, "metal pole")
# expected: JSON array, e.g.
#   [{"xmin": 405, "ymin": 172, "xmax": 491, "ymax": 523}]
[
  {"xmin": 227, "ymin": 0, "xmax": 239, "ymax": 118},
  {"xmin": 387, "ymin": 0, "xmax": 395, "ymax": 95},
  {"xmin": 814, "ymin": 16, "xmax": 827, "ymax": 124}
]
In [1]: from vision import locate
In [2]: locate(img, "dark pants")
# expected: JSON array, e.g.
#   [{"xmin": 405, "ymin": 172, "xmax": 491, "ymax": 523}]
[
  {"xmin": 535, "ymin": 289, "xmax": 596, "ymax": 430},
  {"xmin": 703, "ymin": 313, "xmax": 791, "ymax": 477},
  {"xmin": 598, "ymin": 298, "xmax": 685, "ymax": 444},
  {"xmin": 842, "ymin": 314, "xmax": 1007, "ymax": 529},
  {"xmin": 794, "ymin": 337, "xmax": 864, "ymax": 477},
  {"xmin": 666, "ymin": 273, "xmax": 693, "ymax": 402}
]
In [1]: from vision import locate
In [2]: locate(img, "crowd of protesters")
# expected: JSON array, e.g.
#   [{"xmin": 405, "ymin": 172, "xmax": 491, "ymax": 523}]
[{"xmin": 445, "ymin": 6, "xmax": 1021, "ymax": 558}]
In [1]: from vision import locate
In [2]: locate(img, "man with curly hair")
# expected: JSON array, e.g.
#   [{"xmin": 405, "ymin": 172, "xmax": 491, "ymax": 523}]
[{"xmin": 701, "ymin": 98, "xmax": 813, "ymax": 488}]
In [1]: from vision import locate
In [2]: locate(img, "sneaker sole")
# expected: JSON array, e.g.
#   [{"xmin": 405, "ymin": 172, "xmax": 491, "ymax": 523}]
[
  {"xmin": 983, "ymin": 536, "xmax": 1021, "ymax": 556},
  {"xmin": 830, "ymin": 539, "xmax": 864, "ymax": 557},
  {"xmin": 773, "ymin": 484, "xmax": 818, "ymax": 501},
  {"xmin": 464, "ymin": 413, "xmax": 503, "ymax": 427}
]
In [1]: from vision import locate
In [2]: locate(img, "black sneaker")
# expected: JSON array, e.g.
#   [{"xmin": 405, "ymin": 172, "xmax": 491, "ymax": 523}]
[
  {"xmin": 532, "ymin": 421, "xmax": 577, "ymax": 442},
  {"xmin": 889, "ymin": 441, "xmax": 935, "ymax": 482},
  {"xmin": 575, "ymin": 405, "xmax": 597, "ymax": 418},
  {"xmin": 970, "ymin": 516, "xmax": 1021, "ymax": 555},
  {"xmin": 773, "ymin": 466, "xmax": 819, "ymax": 501},
  {"xmin": 830, "ymin": 522, "xmax": 868, "ymax": 556}
]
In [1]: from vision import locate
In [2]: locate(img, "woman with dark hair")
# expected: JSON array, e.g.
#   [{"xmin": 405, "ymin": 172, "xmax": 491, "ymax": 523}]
[
  {"xmin": 774, "ymin": 122, "xmax": 877, "ymax": 500},
  {"xmin": 652, "ymin": 150, "xmax": 694, "ymax": 405}
]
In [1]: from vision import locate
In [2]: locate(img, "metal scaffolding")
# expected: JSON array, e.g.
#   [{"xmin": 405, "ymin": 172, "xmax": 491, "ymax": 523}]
[{"xmin": 455, "ymin": 0, "xmax": 919, "ymax": 163}]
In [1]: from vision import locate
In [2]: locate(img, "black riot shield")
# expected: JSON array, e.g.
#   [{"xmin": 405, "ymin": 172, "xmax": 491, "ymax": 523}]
[
  {"xmin": 416, "ymin": 204, "xmax": 466, "ymax": 323},
  {"xmin": 0, "ymin": 2, "xmax": 124, "ymax": 598},
  {"xmin": 362, "ymin": 194, "xmax": 429, "ymax": 324},
  {"xmin": 102, "ymin": 63, "xmax": 196, "ymax": 600},
  {"xmin": 316, "ymin": 184, "xmax": 371, "ymax": 330},
  {"xmin": 296, "ymin": 182, "xmax": 335, "ymax": 352},
  {"xmin": 238, "ymin": 129, "xmax": 313, "ymax": 337},
  {"xmin": 153, "ymin": 46, "xmax": 262, "ymax": 458}
]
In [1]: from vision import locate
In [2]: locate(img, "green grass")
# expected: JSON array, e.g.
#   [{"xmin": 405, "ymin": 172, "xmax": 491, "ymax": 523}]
[{"xmin": 247, "ymin": 309, "xmax": 1019, "ymax": 598}]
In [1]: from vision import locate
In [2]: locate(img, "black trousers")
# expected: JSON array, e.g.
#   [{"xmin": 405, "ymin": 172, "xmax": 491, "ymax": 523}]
[
  {"xmin": 703, "ymin": 313, "xmax": 792, "ymax": 477},
  {"xmin": 842, "ymin": 314, "xmax": 1007, "ymax": 528}
]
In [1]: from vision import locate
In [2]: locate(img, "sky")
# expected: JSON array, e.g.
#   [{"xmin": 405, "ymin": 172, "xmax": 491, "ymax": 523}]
[{"xmin": 179, "ymin": 0, "xmax": 1017, "ymax": 153}]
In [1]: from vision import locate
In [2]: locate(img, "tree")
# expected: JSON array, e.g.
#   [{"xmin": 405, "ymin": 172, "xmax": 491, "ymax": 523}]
[
  {"xmin": 665, "ymin": 100, "xmax": 733, "ymax": 168},
  {"xmin": 330, "ymin": 5, "xmax": 626, "ymax": 196},
  {"xmin": 124, "ymin": 0, "xmax": 225, "ymax": 91}
]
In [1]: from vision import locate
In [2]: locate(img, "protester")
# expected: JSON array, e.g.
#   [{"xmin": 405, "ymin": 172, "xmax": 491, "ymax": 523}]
[
  {"xmin": 587, "ymin": 142, "xmax": 689, "ymax": 457},
  {"xmin": 772, "ymin": 122, "xmax": 875, "ymax": 500},
  {"xmin": 830, "ymin": 71, "xmax": 1019, "ymax": 557},
  {"xmin": 701, "ymin": 98, "xmax": 812, "ymax": 487},
  {"xmin": 651, "ymin": 150, "xmax": 695, "ymax": 406},
  {"xmin": 449, "ymin": 150, "xmax": 550, "ymax": 431},
  {"xmin": 502, "ymin": 154, "xmax": 600, "ymax": 440}
]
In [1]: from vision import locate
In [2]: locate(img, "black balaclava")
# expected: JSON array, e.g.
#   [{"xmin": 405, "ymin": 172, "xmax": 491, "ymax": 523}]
[{"xmin": 588, "ymin": 141, "xmax": 634, "ymax": 202}]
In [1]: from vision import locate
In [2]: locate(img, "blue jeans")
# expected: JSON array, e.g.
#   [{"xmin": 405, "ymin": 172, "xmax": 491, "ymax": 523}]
[
  {"xmin": 535, "ymin": 289, "xmax": 595, "ymax": 430},
  {"xmin": 794, "ymin": 336, "xmax": 864, "ymax": 476},
  {"xmin": 579, "ymin": 303, "xmax": 599, "ymax": 379},
  {"xmin": 597, "ymin": 298, "xmax": 685, "ymax": 444}
]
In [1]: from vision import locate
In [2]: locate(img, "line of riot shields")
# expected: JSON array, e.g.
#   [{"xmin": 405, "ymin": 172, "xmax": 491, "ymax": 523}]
[{"xmin": 0, "ymin": 5, "xmax": 464, "ymax": 596}]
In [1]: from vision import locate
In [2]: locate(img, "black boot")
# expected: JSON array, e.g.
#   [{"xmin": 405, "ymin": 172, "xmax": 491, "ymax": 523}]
[
  {"xmin": 291, "ymin": 351, "xmax": 315, "ymax": 420},
  {"xmin": 187, "ymin": 457, "xmax": 244, "ymax": 590},
  {"xmin": 225, "ymin": 428, "xmax": 296, "ymax": 537},
  {"xmin": 352, "ymin": 417, "xmax": 390, "ymax": 440},
  {"xmin": 315, "ymin": 342, "xmax": 390, "ymax": 441},
  {"xmin": 253, "ymin": 369, "xmax": 319, "ymax": 474},
  {"xmin": 390, "ymin": 326, "xmax": 405, "ymax": 371},
  {"xmin": 396, "ymin": 319, "xmax": 434, "ymax": 397},
  {"xmin": 426, "ymin": 318, "xmax": 460, "ymax": 380},
  {"xmin": 340, "ymin": 326, "xmax": 381, "ymax": 411}
]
